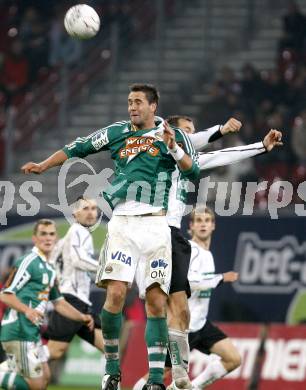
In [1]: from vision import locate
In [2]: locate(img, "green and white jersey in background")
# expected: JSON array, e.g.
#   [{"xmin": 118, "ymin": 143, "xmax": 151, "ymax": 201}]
[
  {"xmin": 0, "ymin": 247, "xmax": 63, "ymax": 342},
  {"xmin": 63, "ymin": 119, "xmax": 199, "ymax": 212}
]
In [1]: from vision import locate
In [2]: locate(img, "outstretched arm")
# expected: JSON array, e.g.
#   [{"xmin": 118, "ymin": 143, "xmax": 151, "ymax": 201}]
[
  {"xmin": 21, "ymin": 125, "xmax": 112, "ymax": 174},
  {"xmin": 188, "ymin": 117, "xmax": 242, "ymax": 151},
  {"xmin": 21, "ymin": 150, "xmax": 68, "ymax": 174},
  {"xmin": 189, "ymin": 271, "xmax": 238, "ymax": 291},
  {"xmin": 198, "ymin": 129, "xmax": 283, "ymax": 170}
]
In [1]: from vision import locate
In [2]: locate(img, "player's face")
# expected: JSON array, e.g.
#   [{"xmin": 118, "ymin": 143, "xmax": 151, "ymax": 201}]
[
  {"xmin": 32, "ymin": 224, "xmax": 57, "ymax": 256},
  {"xmin": 177, "ymin": 119, "xmax": 195, "ymax": 134},
  {"xmin": 190, "ymin": 212, "xmax": 215, "ymax": 241},
  {"xmin": 128, "ymin": 91, "xmax": 157, "ymax": 128},
  {"xmin": 74, "ymin": 201, "xmax": 98, "ymax": 227}
]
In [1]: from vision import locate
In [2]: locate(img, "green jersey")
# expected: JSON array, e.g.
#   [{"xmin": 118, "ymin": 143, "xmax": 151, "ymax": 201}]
[
  {"xmin": 63, "ymin": 120, "xmax": 199, "ymax": 210},
  {"xmin": 0, "ymin": 247, "xmax": 62, "ymax": 342}
]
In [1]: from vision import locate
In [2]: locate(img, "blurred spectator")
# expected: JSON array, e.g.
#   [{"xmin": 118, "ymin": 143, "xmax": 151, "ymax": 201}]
[
  {"xmin": 20, "ymin": 6, "xmax": 49, "ymax": 82},
  {"xmin": 279, "ymin": 1, "xmax": 306, "ymax": 58},
  {"xmin": 291, "ymin": 109, "xmax": 306, "ymax": 163},
  {"xmin": 0, "ymin": 39, "xmax": 29, "ymax": 105},
  {"xmin": 49, "ymin": 9, "xmax": 82, "ymax": 67}
]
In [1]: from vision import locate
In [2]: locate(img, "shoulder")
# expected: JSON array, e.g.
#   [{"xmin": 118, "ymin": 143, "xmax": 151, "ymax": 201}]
[
  {"xmin": 15, "ymin": 251, "xmax": 38, "ymax": 269},
  {"xmin": 86, "ymin": 121, "xmax": 130, "ymax": 148}
]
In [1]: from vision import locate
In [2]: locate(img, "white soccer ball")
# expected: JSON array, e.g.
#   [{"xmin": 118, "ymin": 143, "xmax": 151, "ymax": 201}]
[{"xmin": 64, "ymin": 4, "xmax": 100, "ymax": 39}]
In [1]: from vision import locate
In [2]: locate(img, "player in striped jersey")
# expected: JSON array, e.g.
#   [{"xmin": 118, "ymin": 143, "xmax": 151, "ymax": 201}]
[
  {"xmin": 21, "ymin": 84, "xmax": 200, "ymax": 390},
  {"xmin": 0, "ymin": 219, "xmax": 93, "ymax": 390},
  {"xmin": 186, "ymin": 206, "xmax": 240, "ymax": 389}
]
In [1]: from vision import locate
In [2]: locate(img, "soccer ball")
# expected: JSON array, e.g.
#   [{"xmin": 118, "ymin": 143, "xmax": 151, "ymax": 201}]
[{"xmin": 64, "ymin": 4, "xmax": 100, "ymax": 39}]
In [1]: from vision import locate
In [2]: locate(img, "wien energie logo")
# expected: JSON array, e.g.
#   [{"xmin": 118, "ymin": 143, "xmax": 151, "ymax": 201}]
[{"xmin": 119, "ymin": 136, "xmax": 159, "ymax": 158}]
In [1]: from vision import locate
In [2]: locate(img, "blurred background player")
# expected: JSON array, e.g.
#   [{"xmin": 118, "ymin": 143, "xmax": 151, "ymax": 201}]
[
  {"xmin": 46, "ymin": 197, "xmax": 103, "ymax": 361},
  {"xmin": 184, "ymin": 206, "xmax": 240, "ymax": 389},
  {"xmin": 0, "ymin": 219, "xmax": 93, "ymax": 390}
]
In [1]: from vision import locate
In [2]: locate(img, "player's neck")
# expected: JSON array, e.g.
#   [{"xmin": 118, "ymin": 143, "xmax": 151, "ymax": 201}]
[
  {"xmin": 192, "ymin": 236, "xmax": 211, "ymax": 251},
  {"xmin": 133, "ymin": 119, "xmax": 156, "ymax": 131}
]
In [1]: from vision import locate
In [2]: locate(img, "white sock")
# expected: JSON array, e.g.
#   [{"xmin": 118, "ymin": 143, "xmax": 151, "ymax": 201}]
[
  {"xmin": 133, "ymin": 377, "xmax": 146, "ymax": 390},
  {"xmin": 192, "ymin": 360, "xmax": 227, "ymax": 388},
  {"xmin": 40, "ymin": 345, "xmax": 50, "ymax": 362},
  {"xmin": 168, "ymin": 328, "xmax": 190, "ymax": 381}
]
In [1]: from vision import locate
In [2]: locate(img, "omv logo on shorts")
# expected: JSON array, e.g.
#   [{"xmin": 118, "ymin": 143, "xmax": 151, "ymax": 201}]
[
  {"xmin": 151, "ymin": 259, "xmax": 168, "ymax": 269},
  {"xmin": 111, "ymin": 251, "xmax": 132, "ymax": 266}
]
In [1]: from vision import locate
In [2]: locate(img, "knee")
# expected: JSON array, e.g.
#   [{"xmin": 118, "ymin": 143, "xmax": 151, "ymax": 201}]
[
  {"xmin": 106, "ymin": 283, "xmax": 127, "ymax": 310},
  {"xmin": 146, "ymin": 299, "xmax": 165, "ymax": 317},
  {"xmin": 225, "ymin": 350, "xmax": 242, "ymax": 372},
  {"xmin": 146, "ymin": 289, "xmax": 167, "ymax": 317},
  {"xmin": 28, "ymin": 379, "xmax": 47, "ymax": 390},
  {"xmin": 49, "ymin": 347, "xmax": 65, "ymax": 361}
]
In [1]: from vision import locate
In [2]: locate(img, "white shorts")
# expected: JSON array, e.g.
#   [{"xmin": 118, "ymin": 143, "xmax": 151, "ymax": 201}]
[
  {"xmin": 96, "ymin": 215, "xmax": 172, "ymax": 297},
  {"xmin": 1, "ymin": 340, "xmax": 45, "ymax": 378}
]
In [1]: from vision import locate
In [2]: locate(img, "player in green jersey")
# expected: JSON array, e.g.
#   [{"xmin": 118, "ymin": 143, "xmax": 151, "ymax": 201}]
[
  {"xmin": 21, "ymin": 84, "xmax": 200, "ymax": 390},
  {"xmin": 0, "ymin": 219, "xmax": 94, "ymax": 390}
]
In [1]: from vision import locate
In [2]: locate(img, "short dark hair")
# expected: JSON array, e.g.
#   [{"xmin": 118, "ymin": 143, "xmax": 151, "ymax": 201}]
[
  {"xmin": 166, "ymin": 115, "xmax": 193, "ymax": 128},
  {"xmin": 129, "ymin": 83, "xmax": 160, "ymax": 105},
  {"xmin": 33, "ymin": 219, "xmax": 56, "ymax": 235}
]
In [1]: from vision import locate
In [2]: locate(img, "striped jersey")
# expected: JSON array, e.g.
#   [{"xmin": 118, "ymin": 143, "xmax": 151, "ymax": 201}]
[
  {"xmin": 63, "ymin": 119, "xmax": 199, "ymax": 213},
  {"xmin": 50, "ymin": 223, "xmax": 98, "ymax": 305},
  {"xmin": 188, "ymin": 240, "xmax": 223, "ymax": 332},
  {"xmin": 0, "ymin": 247, "xmax": 62, "ymax": 342}
]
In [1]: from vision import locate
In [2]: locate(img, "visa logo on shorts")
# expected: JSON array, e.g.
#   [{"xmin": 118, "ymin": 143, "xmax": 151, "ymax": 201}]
[
  {"xmin": 151, "ymin": 259, "xmax": 168, "ymax": 269},
  {"xmin": 111, "ymin": 251, "xmax": 132, "ymax": 266}
]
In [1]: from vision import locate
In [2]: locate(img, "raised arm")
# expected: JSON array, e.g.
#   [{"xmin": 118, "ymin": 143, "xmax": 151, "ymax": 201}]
[
  {"xmin": 188, "ymin": 117, "xmax": 242, "ymax": 151},
  {"xmin": 198, "ymin": 129, "xmax": 283, "ymax": 170}
]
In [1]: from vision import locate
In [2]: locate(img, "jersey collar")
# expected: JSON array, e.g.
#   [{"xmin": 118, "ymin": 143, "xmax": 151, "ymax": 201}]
[{"xmin": 32, "ymin": 246, "xmax": 47, "ymax": 262}]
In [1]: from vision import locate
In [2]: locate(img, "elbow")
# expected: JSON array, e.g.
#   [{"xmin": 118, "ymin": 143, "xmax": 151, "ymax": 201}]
[{"xmin": 184, "ymin": 164, "xmax": 200, "ymax": 180}]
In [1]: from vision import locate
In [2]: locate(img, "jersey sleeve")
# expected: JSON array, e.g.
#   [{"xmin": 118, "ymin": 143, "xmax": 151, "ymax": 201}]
[
  {"xmin": 62, "ymin": 122, "xmax": 120, "ymax": 158},
  {"xmin": 3, "ymin": 256, "xmax": 35, "ymax": 294},
  {"xmin": 188, "ymin": 125, "xmax": 223, "ymax": 151},
  {"xmin": 174, "ymin": 128, "xmax": 200, "ymax": 180},
  {"xmin": 198, "ymin": 142, "xmax": 266, "ymax": 170},
  {"xmin": 68, "ymin": 227, "xmax": 98, "ymax": 272},
  {"xmin": 49, "ymin": 279, "xmax": 63, "ymax": 302}
]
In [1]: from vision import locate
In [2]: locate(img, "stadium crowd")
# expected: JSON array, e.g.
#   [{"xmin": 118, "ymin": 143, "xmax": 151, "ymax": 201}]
[{"xmin": 195, "ymin": 2, "xmax": 306, "ymax": 203}]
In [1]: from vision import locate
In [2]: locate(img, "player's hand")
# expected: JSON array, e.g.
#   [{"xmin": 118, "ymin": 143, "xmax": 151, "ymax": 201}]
[
  {"xmin": 82, "ymin": 314, "xmax": 94, "ymax": 331},
  {"xmin": 21, "ymin": 162, "xmax": 44, "ymax": 174},
  {"xmin": 25, "ymin": 308, "xmax": 44, "ymax": 326},
  {"xmin": 221, "ymin": 118, "xmax": 242, "ymax": 135},
  {"xmin": 263, "ymin": 129, "xmax": 283, "ymax": 152},
  {"xmin": 223, "ymin": 271, "xmax": 239, "ymax": 283},
  {"xmin": 163, "ymin": 121, "xmax": 176, "ymax": 149}
]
